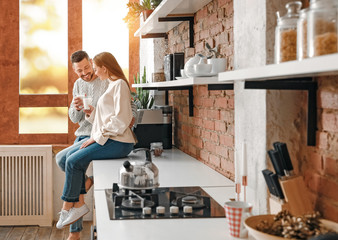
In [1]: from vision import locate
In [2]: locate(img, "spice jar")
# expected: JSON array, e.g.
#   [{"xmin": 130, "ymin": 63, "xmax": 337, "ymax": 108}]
[
  {"xmin": 297, "ymin": 9, "xmax": 308, "ymax": 60},
  {"xmin": 307, "ymin": 0, "xmax": 338, "ymax": 57},
  {"xmin": 275, "ymin": 1, "xmax": 302, "ymax": 63},
  {"xmin": 150, "ymin": 142, "xmax": 163, "ymax": 157}
]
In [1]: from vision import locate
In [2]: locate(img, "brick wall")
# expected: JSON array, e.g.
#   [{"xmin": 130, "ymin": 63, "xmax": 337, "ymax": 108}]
[
  {"xmin": 167, "ymin": 0, "xmax": 235, "ymax": 179},
  {"xmin": 303, "ymin": 77, "xmax": 338, "ymax": 222},
  {"xmin": 165, "ymin": 0, "xmax": 338, "ymax": 221}
]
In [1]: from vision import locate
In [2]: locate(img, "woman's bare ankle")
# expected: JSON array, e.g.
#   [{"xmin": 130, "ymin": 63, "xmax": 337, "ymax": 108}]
[
  {"xmin": 73, "ymin": 201, "xmax": 85, "ymax": 208},
  {"xmin": 62, "ymin": 201, "xmax": 74, "ymax": 211},
  {"xmin": 67, "ymin": 232, "xmax": 80, "ymax": 240}
]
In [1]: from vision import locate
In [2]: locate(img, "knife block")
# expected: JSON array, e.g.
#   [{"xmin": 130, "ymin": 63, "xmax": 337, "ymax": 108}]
[
  {"xmin": 269, "ymin": 197, "xmax": 290, "ymax": 214},
  {"xmin": 279, "ymin": 176, "xmax": 313, "ymax": 216}
]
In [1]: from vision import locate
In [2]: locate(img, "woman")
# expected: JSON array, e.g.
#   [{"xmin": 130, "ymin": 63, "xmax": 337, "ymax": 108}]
[{"xmin": 56, "ymin": 52, "xmax": 136, "ymax": 230}]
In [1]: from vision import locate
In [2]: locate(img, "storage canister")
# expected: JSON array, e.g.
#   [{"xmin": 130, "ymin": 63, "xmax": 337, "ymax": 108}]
[
  {"xmin": 275, "ymin": 1, "xmax": 302, "ymax": 63},
  {"xmin": 307, "ymin": 0, "xmax": 338, "ymax": 57},
  {"xmin": 297, "ymin": 9, "xmax": 308, "ymax": 60}
]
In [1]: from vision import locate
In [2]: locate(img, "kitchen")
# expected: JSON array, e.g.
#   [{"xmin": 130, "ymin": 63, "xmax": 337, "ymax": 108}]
[{"xmin": 1, "ymin": 0, "xmax": 337, "ymax": 239}]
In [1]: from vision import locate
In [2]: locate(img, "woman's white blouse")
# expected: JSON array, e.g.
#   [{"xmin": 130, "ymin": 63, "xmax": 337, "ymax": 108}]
[{"xmin": 86, "ymin": 79, "xmax": 136, "ymax": 145}]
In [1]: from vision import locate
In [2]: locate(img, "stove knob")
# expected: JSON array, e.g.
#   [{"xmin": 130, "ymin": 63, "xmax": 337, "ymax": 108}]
[
  {"xmin": 156, "ymin": 206, "xmax": 165, "ymax": 215},
  {"xmin": 170, "ymin": 206, "xmax": 179, "ymax": 215},
  {"xmin": 142, "ymin": 207, "xmax": 152, "ymax": 216},
  {"xmin": 183, "ymin": 205, "xmax": 193, "ymax": 214}
]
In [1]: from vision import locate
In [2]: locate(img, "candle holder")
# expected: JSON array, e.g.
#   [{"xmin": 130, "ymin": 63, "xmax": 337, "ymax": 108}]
[
  {"xmin": 236, "ymin": 183, "xmax": 241, "ymax": 201},
  {"xmin": 242, "ymin": 176, "xmax": 247, "ymax": 202}
]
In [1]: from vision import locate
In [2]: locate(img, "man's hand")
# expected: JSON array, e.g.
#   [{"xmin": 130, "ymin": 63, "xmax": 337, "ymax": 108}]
[
  {"xmin": 80, "ymin": 138, "xmax": 95, "ymax": 149},
  {"xmin": 73, "ymin": 96, "xmax": 84, "ymax": 111},
  {"xmin": 129, "ymin": 117, "xmax": 136, "ymax": 128},
  {"xmin": 83, "ymin": 105, "xmax": 94, "ymax": 117}
]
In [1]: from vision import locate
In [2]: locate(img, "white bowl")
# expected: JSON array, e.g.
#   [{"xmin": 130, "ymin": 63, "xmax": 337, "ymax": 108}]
[
  {"xmin": 193, "ymin": 63, "xmax": 212, "ymax": 75},
  {"xmin": 244, "ymin": 215, "xmax": 338, "ymax": 240},
  {"xmin": 207, "ymin": 58, "xmax": 227, "ymax": 73}
]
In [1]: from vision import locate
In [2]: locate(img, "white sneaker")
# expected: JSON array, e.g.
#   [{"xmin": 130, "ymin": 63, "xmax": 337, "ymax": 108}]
[
  {"xmin": 56, "ymin": 209, "xmax": 69, "ymax": 229},
  {"xmin": 62, "ymin": 204, "xmax": 90, "ymax": 226}
]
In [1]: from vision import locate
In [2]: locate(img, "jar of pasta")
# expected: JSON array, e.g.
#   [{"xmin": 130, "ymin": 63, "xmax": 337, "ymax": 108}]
[
  {"xmin": 275, "ymin": 1, "xmax": 302, "ymax": 63},
  {"xmin": 307, "ymin": 0, "xmax": 338, "ymax": 57},
  {"xmin": 297, "ymin": 9, "xmax": 308, "ymax": 60}
]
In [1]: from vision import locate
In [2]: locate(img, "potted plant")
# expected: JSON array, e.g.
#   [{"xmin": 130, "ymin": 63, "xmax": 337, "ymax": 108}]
[
  {"xmin": 123, "ymin": 0, "xmax": 162, "ymax": 27},
  {"xmin": 131, "ymin": 66, "xmax": 154, "ymax": 109}
]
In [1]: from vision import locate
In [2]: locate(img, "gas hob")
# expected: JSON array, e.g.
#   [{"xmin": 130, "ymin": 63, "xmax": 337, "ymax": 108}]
[{"xmin": 105, "ymin": 185, "xmax": 225, "ymax": 220}]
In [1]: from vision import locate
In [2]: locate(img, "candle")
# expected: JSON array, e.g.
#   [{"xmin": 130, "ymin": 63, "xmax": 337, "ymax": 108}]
[
  {"xmin": 235, "ymin": 146, "xmax": 241, "ymax": 184},
  {"xmin": 242, "ymin": 141, "xmax": 247, "ymax": 177}
]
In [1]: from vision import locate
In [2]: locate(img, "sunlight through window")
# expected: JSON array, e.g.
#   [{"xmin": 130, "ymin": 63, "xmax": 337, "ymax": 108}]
[
  {"xmin": 19, "ymin": 0, "xmax": 68, "ymax": 134},
  {"xmin": 83, "ymin": 0, "xmax": 129, "ymax": 80}
]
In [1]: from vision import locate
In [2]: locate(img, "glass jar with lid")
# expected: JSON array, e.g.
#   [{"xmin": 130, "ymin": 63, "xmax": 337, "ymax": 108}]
[
  {"xmin": 275, "ymin": 1, "xmax": 302, "ymax": 63},
  {"xmin": 307, "ymin": 0, "xmax": 338, "ymax": 57},
  {"xmin": 297, "ymin": 9, "xmax": 308, "ymax": 60}
]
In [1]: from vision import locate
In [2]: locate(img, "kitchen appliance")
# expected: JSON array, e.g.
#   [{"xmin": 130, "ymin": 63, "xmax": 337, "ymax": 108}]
[
  {"xmin": 118, "ymin": 148, "xmax": 159, "ymax": 190},
  {"xmin": 133, "ymin": 107, "xmax": 172, "ymax": 149},
  {"xmin": 105, "ymin": 185, "xmax": 225, "ymax": 220}
]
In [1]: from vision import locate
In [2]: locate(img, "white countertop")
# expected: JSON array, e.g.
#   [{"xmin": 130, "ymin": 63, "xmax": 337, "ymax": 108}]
[
  {"xmin": 93, "ymin": 148, "xmax": 234, "ymax": 191},
  {"xmin": 92, "ymin": 148, "xmax": 244, "ymax": 240}
]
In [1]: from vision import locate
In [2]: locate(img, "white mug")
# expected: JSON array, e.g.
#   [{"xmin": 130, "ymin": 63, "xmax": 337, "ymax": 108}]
[
  {"xmin": 83, "ymin": 97, "xmax": 92, "ymax": 110},
  {"xmin": 224, "ymin": 201, "xmax": 253, "ymax": 238}
]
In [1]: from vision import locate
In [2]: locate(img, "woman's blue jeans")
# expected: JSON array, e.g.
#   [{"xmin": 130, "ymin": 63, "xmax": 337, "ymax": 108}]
[
  {"xmin": 56, "ymin": 137, "xmax": 133, "ymax": 232},
  {"xmin": 61, "ymin": 139, "xmax": 133, "ymax": 202},
  {"xmin": 56, "ymin": 136, "xmax": 89, "ymax": 172}
]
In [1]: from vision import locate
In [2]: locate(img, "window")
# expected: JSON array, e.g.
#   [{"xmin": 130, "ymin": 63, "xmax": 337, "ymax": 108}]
[
  {"xmin": 19, "ymin": 0, "xmax": 68, "ymax": 134},
  {"xmin": 83, "ymin": 0, "xmax": 129, "ymax": 80},
  {"xmin": 0, "ymin": 0, "xmax": 138, "ymax": 145}
]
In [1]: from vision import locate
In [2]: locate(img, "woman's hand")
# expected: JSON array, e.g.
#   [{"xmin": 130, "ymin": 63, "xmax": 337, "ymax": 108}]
[
  {"xmin": 83, "ymin": 105, "xmax": 94, "ymax": 117},
  {"xmin": 80, "ymin": 138, "xmax": 95, "ymax": 149}
]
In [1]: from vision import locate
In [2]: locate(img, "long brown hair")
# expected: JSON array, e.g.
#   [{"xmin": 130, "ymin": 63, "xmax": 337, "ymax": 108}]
[{"xmin": 93, "ymin": 52, "xmax": 130, "ymax": 89}]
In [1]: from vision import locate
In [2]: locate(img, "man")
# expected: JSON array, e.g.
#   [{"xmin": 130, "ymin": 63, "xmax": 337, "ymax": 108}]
[{"xmin": 56, "ymin": 50, "xmax": 136, "ymax": 240}]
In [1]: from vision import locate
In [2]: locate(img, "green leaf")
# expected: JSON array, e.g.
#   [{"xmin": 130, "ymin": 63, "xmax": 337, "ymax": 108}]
[{"xmin": 132, "ymin": 66, "xmax": 154, "ymax": 109}]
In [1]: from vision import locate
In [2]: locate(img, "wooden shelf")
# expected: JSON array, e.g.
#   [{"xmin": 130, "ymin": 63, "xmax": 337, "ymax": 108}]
[
  {"xmin": 218, "ymin": 53, "xmax": 338, "ymax": 82},
  {"xmin": 134, "ymin": 0, "xmax": 213, "ymax": 37}
]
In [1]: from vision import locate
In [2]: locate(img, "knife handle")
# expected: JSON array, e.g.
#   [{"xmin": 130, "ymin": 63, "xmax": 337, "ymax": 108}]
[
  {"xmin": 262, "ymin": 169, "xmax": 277, "ymax": 197},
  {"xmin": 276, "ymin": 143, "xmax": 294, "ymax": 172},
  {"xmin": 267, "ymin": 149, "xmax": 285, "ymax": 177},
  {"xmin": 270, "ymin": 173, "xmax": 285, "ymax": 200}
]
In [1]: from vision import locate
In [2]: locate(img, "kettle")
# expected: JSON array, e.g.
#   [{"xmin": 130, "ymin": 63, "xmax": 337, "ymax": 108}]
[{"xmin": 118, "ymin": 148, "xmax": 159, "ymax": 190}]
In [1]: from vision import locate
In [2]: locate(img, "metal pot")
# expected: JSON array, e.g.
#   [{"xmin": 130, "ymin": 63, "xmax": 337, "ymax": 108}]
[{"xmin": 118, "ymin": 148, "xmax": 159, "ymax": 190}]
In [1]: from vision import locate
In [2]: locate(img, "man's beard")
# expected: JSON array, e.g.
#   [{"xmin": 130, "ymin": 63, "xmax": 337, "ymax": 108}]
[{"xmin": 81, "ymin": 72, "xmax": 93, "ymax": 81}]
